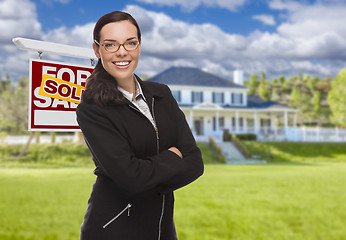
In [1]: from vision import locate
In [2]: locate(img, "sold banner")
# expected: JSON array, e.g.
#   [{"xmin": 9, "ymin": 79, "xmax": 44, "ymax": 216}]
[{"xmin": 29, "ymin": 59, "xmax": 94, "ymax": 131}]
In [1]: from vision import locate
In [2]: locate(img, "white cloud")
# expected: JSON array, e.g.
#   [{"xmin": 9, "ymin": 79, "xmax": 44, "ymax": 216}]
[
  {"xmin": 0, "ymin": 0, "xmax": 43, "ymax": 79},
  {"xmin": 2, "ymin": 0, "xmax": 346, "ymax": 82},
  {"xmin": 0, "ymin": 0, "xmax": 42, "ymax": 46},
  {"xmin": 267, "ymin": 0, "xmax": 346, "ymax": 61},
  {"xmin": 42, "ymin": 23, "xmax": 94, "ymax": 47},
  {"xmin": 41, "ymin": 0, "xmax": 71, "ymax": 5},
  {"xmin": 252, "ymin": 14, "xmax": 276, "ymax": 26},
  {"xmin": 268, "ymin": 0, "xmax": 302, "ymax": 11},
  {"xmin": 127, "ymin": 3, "xmax": 346, "ymax": 79},
  {"xmin": 136, "ymin": 0, "xmax": 247, "ymax": 12},
  {"xmin": 126, "ymin": 5, "xmax": 247, "ymax": 61},
  {"xmin": 0, "ymin": 0, "xmax": 36, "ymax": 19}
]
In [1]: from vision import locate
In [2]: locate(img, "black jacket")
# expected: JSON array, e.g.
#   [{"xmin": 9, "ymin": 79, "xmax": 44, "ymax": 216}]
[{"xmin": 76, "ymin": 77, "xmax": 204, "ymax": 240}]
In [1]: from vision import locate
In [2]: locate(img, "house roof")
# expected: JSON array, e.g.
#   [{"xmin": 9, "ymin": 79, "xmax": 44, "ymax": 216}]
[
  {"xmin": 246, "ymin": 95, "xmax": 294, "ymax": 110},
  {"xmin": 147, "ymin": 67, "xmax": 295, "ymax": 112},
  {"xmin": 178, "ymin": 95, "xmax": 296, "ymax": 111},
  {"xmin": 148, "ymin": 67, "xmax": 246, "ymax": 89}
]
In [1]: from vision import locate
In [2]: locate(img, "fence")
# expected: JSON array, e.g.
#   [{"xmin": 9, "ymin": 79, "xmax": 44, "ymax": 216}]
[
  {"xmin": 195, "ymin": 126, "xmax": 346, "ymax": 142},
  {"xmin": 258, "ymin": 126, "xmax": 346, "ymax": 142}
]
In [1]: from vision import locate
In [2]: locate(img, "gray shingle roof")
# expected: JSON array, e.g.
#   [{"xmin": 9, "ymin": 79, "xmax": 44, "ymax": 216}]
[
  {"xmin": 148, "ymin": 67, "xmax": 246, "ymax": 88},
  {"xmin": 246, "ymin": 95, "xmax": 293, "ymax": 109}
]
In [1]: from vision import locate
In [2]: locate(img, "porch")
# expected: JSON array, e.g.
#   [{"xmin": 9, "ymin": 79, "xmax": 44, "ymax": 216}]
[{"xmin": 181, "ymin": 105, "xmax": 346, "ymax": 143}]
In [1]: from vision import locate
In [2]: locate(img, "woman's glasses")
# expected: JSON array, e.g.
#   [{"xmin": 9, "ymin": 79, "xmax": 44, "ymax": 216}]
[{"xmin": 94, "ymin": 39, "xmax": 140, "ymax": 52}]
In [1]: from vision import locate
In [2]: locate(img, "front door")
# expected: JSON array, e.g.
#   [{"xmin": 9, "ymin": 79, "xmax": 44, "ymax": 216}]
[{"xmin": 194, "ymin": 119, "xmax": 204, "ymax": 136}]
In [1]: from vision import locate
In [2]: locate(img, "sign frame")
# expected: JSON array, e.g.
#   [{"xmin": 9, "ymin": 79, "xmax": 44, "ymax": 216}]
[{"xmin": 29, "ymin": 58, "xmax": 94, "ymax": 132}]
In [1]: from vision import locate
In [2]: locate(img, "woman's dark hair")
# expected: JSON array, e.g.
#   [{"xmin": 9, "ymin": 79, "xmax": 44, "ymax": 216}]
[{"xmin": 82, "ymin": 11, "xmax": 141, "ymax": 106}]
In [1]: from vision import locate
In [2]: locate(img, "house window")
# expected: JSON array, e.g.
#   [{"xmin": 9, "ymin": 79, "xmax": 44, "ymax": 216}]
[
  {"xmin": 213, "ymin": 92, "xmax": 224, "ymax": 104},
  {"xmin": 232, "ymin": 117, "xmax": 236, "ymax": 127},
  {"xmin": 219, "ymin": 117, "xmax": 225, "ymax": 128},
  {"xmin": 172, "ymin": 90, "xmax": 181, "ymax": 102},
  {"xmin": 192, "ymin": 91, "xmax": 203, "ymax": 103},
  {"xmin": 247, "ymin": 118, "xmax": 253, "ymax": 125},
  {"xmin": 260, "ymin": 119, "xmax": 271, "ymax": 127},
  {"xmin": 213, "ymin": 117, "xmax": 225, "ymax": 131},
  {"xmin": 232, "ymin": 93, "xmax": 243, "ymax": 105}
]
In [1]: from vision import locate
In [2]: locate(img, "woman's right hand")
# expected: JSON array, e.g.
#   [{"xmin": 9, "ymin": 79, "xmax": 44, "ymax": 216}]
[{"xmin": 168, "ymin": 147, "xmax": 183, "ymax": 159}]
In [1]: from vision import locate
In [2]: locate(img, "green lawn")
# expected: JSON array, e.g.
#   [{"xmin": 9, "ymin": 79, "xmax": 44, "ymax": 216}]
[
  {"xmin": 1, "ymin": 164, "xmax": 345, "ymax": 240},
  {"xmin": 242, "ymin": 142, "xmax": 346, "ymax": 163}
]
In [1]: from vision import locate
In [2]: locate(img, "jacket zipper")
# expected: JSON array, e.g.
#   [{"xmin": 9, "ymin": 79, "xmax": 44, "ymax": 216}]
[
  {"xmin": 151, "ymin": 98, "xmax": 160, "ymax": 154},
  {"xmin": 158, "ymin": 194, "xmax": 165, "ymax": 240},
  {"xmin": 129, "ymin": 98, "xmax": 165, "ymax": 240},
  {"xmin": 103, "ymin": 203, "xmax": 132, "ymax": 229},
  {"xmin": 151, "ymin": 98, "xmax": 165, "ymax": 240}
]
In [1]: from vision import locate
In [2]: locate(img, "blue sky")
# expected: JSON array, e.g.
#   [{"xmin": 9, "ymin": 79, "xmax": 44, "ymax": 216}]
[
  {"xmin": 35, "ymin": 0, "xmax": 276, "ymax": 35},
  {"xmin": 1, "ymin": 0, "xmax": 346, "ymax": 82}
]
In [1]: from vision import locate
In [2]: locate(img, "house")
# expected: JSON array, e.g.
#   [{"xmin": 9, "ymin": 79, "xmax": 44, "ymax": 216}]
[{"xmin": 148, "ymin": 67, "xmax": 298, "ymax": 142}]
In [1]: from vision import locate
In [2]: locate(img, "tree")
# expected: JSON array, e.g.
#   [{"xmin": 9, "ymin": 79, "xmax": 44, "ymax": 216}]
[
  {"xmin": 279, "ymin": 76, "xmax": 285, "ymax": 85},
  {"xmin": 259, "ymin": 80, "xmax": 270, "ymax": 101},
  {"xmin": 289, "ymin": 85, "xmax": 301, "ymax": 107},
  {"xmin": 283, "ymin": 78, "xmax": 290, "ymax": 91},
  {"xmin": 311, "ymin": 91, "xmax": 322, "ymax": 114},
  {"xmin": 0, "ymin": 74, "xmax": 12, "ymax": 94},
  {"xmin": 270, "ymin": 87, "xmax": 280, "ymax": 101},
  {"xmin": 260, "ymin": 71, "xmax": 266, "ymax": 82},
  {"xmin": 248, "ymin": 74, "xmax": 259, "ymax": 95},
  {"xmin": 327, "ymin": 68, "xmax": 346, "ymax": 127},
  {"xmin": 0, "ymin": 76, "xmax": 29, "ymax": 134},
  {"xmin": 307, "ymin": 76, "xmax": 319, "ymax": 92}
]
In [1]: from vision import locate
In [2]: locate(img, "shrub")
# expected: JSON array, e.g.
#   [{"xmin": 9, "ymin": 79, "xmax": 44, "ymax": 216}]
[
  {"xmin": 223, "ymin": 132, "xmax": 257, "ymax": 142},
  {"xmin": 231, "ymin": 135, "xmax": 251, "ymax": 158},
  {"xmin": 232, "ymin": 134, "xmax": 257, "ymax": 141},
  {"xmin": 208, "ymin": 137, "xmax": 226, "ymax": 164}
]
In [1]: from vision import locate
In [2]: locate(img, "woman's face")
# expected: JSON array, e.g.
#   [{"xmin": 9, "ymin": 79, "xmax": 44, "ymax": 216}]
[{"xmin": 93, "ymin": 20, "xmax": 141, "ymax": 84}]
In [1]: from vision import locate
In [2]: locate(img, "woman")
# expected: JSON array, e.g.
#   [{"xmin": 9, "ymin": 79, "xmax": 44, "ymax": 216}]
[{"xmin": 76, "ymin": 11, "xmax": 204, "ymax": 240}]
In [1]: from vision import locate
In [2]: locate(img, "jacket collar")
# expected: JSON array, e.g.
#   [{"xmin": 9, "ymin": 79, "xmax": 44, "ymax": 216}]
[{"xmin": 134, "ymin": 74, "xmax": 165, "ymax": 100}]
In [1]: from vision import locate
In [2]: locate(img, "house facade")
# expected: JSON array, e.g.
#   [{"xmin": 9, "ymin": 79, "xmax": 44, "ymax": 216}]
[{"xmin": 149, "ymin": 67, "xmax": 298, "ymax": 142}]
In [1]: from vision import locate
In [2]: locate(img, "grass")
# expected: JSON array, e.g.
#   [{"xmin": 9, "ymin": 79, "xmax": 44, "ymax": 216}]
[
  {"xmin": 0, "ymin": 143, "xmax": 94, "ymax": 168},
  {"xmin": 0, "ymin": 142, "xmax": 218, "ymax": 167},
  {"xmin": 174, "ymin": 164, "xmax": 346, "ymax": 239},
  {"xmin": 0, "ymin": 164, "xmax": 345, "ymax": 240},
  {"xmin": 243, "ymin": 141, "xmax": 346, "ymax": 163},
  {"xmin": 0, "ymin": 142, "xmax": 345, "ymax": 239},
  {"xmin": 0, "ymin": 168, "xmax": 94, "ymax": 240}
]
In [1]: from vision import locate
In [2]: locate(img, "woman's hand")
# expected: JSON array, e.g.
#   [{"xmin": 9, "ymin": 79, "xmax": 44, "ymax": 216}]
[{"xmin": 168, "ymin": 147, "xmax": 183, "ymax": 159}]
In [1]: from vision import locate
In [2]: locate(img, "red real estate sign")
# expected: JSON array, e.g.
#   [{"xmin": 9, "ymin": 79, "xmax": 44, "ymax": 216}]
[{"xmin": 29, "ymin": 59, "xmax": 94, "ymax": 131}]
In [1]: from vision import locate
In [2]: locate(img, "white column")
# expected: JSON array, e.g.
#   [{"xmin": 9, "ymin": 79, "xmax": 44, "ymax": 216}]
[
  {"xmin": 273, "ymin": 117, "xmax": 277, "ymax": 136},
  {"xmin": 254, "ymin": 112, "xmax": 258, "ymax": 134},
  {"xmin": 244, "ymin": 116, "xmax": 248, "ymax": 133},
  {"xmin": 189, "ymin": 110, "xmax": 194, "ymax": 131}
]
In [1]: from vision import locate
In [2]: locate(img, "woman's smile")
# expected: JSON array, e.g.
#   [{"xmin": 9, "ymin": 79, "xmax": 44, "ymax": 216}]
[{"xmin": 113, "ymin": 61, "xmax": 131, "ymax": 69}]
